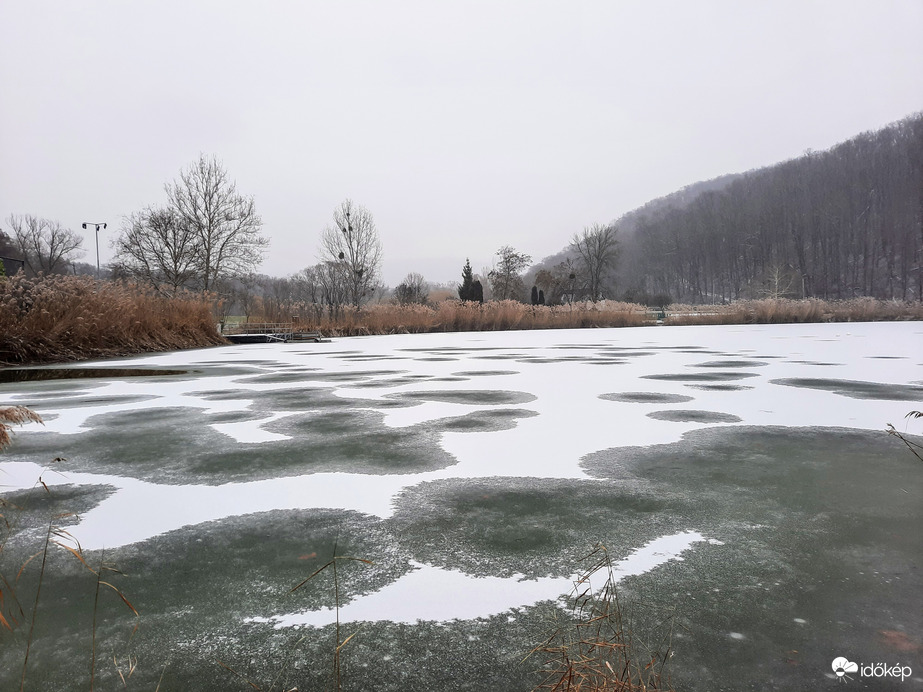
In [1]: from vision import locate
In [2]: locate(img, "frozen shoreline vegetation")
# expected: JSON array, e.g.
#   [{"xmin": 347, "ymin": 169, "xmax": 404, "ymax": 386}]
[
  {"xmin": 0, "ymin": 273, "xmax": 225, "ymax": 366},
  {"xmin": 2, "ymin": 269, "xmax": 922, "ymax": 370},
  {"xmin": 1, "ymin": 322, "xmax": 921, "ymax": 690},
  {"xmin": 280, "ymin": 296, "xmax": 923, "ymax": 337}
]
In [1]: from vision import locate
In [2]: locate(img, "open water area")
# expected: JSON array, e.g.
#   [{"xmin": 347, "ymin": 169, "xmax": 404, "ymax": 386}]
[{"xmin": 1, "ymin": 321, "xmax": 921, "ymax": 691}]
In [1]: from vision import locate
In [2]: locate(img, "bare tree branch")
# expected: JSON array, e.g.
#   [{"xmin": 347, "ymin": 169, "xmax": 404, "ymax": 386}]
[
  {"xmin": 113, "ymin": 207, "xmax": 200, "ymax": 295},
  {"xmin": 7, "ymin": 215, "xmax": 84, "ymax": 275},
  {"xmin": 165, "ymin": 155, "xmax": 268, "ymax": 291},
  {"xmin": 319, "ymin": 200, "xmax": 382, "ymax": 311},
  {"xmin": 570, "ymin": 223, "xmax": 619, "ymax": 301},
  {"xmin": 489, "ymin": 246, "xmax": 531, "ymax": 301}
]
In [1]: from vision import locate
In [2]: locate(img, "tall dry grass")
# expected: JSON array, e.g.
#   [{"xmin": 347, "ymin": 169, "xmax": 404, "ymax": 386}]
[
  {"xmin": 0, "ymin": 274, "xmax": 226, "ymax": 365},
  {"xmin": 291, "ymin": 300, "xmax": 650, "ymax": 336},
  {"xmin": 278, "ymin": 297, "xmax": 923, "ymax": 336},
  {"xmin": 663, "ymin": 298, "xmax": 923, "ymax": 326}
]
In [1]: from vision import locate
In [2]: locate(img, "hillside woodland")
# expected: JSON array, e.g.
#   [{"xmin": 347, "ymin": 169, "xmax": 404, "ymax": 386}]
[{"xmin": 613, "ymin": 114, "xmax": 923, "ymax": 303}]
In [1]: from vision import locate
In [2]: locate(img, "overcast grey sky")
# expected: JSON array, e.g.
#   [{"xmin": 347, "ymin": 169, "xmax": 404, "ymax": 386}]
[{"xmin": 1, "ymin": 1, "xmax": 921, "ymax": 287}]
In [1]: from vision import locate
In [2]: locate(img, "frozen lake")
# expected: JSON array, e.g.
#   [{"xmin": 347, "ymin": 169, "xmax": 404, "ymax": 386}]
[{"xmin": 1, "ymin": 321, "xmax": 921, "ymax": 690}]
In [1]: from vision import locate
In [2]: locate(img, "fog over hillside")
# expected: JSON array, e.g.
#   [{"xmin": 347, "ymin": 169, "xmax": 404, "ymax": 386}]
[{"xmin": 529, "ymin": 113, "xmax": 923, "ymax": 304}]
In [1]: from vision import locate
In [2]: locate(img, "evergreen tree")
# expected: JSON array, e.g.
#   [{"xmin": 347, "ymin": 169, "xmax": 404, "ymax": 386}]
[
  {"xmin": 459, "ymin": 258, "xmax": 477, "ymax": 301},
  {"xmin": 472, "ymin": 279, "xmax": 484, "ymax": 303}
]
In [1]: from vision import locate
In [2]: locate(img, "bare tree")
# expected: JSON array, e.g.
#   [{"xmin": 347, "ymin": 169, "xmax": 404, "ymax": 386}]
[
  {"xmin": 570, "ymin": 223, "xmax": 619, "ymax": 301},
  {"xmin": 371, "ymin": 281, "xmax": 390, "ymax": 304},
  {"xmin": 166, "ymin": 155, "xmax": 268, "ymax": 291},
  {"xmin": 320, "ymin": 199, "xmax": 383, "ymax": 310},
  {"xmin": 755, "ymin": 264, "xmax": 799, "ymax": 299},
  {"xmin": 292, "ymin": 266, "xmax": 325, "ymax": 321},
  {"xmin": 113, "ymin": 207, "xmax": 199, "ymax": 295},
  {"xmin": 315, "ymin": 260, "xmax": 350, "ymax": 319},
  {"xmin": 488, "ymin": 246, "xmax": 532, "ymax": 301},
  {"xmin": 394, "ymin": 272, "xmax": 428, "ymax": 305},
  {"xmin": 7, "ymin": 215, "xmax": 84, "ymax": 275}
]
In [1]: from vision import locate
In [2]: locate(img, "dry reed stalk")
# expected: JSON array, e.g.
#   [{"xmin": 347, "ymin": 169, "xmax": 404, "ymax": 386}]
[
  {"xmin": 887, "ymin": 411, "xmax": 923, "ymax": 463},
  {"xmin": 0, "ymin": 406, "xmax": 43, "ymax": 451},
  {"xmin": 289, "ymin": 542, "xmax": 372, "ymax": 692},
  {"xmin": 20, "ymin": 522, "xmax": 53, "ymax": 691},
  {"xmin": 1, "ymin": 461, "xmax": 139, "ymax": 691},
  {"xmin": 527, "ymin": 544, "xmax": 675, "ymax": 692}
]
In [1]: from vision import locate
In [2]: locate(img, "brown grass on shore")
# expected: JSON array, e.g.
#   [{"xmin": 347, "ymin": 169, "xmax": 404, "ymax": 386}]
[
  {"xmin": 0, "ymin": 274, "xmax": 226, "ymax": 365},
  {"xmin": 282, "ymin": 297, "xmax": 923, "ymax": 337},
  {"xmin": 296, "ymin": 300, "xmax": 650, "ymax": 336},
  {"xmin": 663, "ymin": 297, "xmax": 923, "ymax": 326}
]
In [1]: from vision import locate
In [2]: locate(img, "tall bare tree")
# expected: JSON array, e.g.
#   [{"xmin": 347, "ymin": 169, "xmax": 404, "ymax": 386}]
[
  {"xmin": 7, "ymin": 215, "xmax": 84, "ymax": 275},
  {"xmin": 113, "ymin": 207, "xmax": 199, "ymax": 294},
  {"xmin": 315, "ymin": 260, "xmax": 351, "ymax": 318},
  {"xmin": 320, "ymin": 199, "xmax": 382, "ymax": 310},
  {"xmin": 291, "ymin": 266, "xmax": 325, "ymax": 321},
  {"xmin": 570, "ymin": 223, "xmax": 619, "ymax": 301},
  {"xmin": 488, "ymin": 246, "xmax": 532, "ymax": 301},
  {"xmin": 166, "ymin": 155, "xmax": 268, "ymax": 291}
]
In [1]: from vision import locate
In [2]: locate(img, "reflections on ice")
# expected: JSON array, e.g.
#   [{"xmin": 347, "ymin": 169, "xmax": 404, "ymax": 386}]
[{"xmin": 248, "ymin": 531, "xmax": 721, "ymax": 627}]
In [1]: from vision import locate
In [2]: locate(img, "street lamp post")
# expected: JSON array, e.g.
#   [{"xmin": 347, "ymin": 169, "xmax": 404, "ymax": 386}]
[{"xmin": 81, "ymin": 222, "xmax": 107, "ymax": 277}]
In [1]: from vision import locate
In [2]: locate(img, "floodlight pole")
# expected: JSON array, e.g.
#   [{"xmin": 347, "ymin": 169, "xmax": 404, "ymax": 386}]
[{"xmin": 82, "ymin": 222, "xmax": 107, "ymax": 277}]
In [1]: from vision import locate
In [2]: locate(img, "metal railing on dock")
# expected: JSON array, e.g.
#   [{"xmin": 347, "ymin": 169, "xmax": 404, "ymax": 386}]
[
  {"xmin": 222, "ymin": 322, "xmax": 294, "ymax": 336},
  {"xmin": 220, "ymin": 323, "xmax": 325, "ymax": 343}
]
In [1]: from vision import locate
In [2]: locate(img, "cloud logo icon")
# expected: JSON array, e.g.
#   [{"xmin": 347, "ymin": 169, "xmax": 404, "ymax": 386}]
[{"xmin": 832, "ymin": 657, "xmax": 859, "ymax": 680}]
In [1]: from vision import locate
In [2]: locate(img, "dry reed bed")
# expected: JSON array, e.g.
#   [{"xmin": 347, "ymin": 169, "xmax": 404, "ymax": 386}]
[
  {"xmin": 0, "ymin": 274, "xmax": 226, "ymax": 365},
  {"xmin": 4, "ymin": 275, "xmax": 920, "ymax": 366},
  {"xmin": 300, "ymin": 300, "xmax": 650, "ymax": 336},
  {"xmin": 291, "ymin": 297, "xmax": 923, "ymax": 336},
  {"xmin": 663, "ymin": 297, "xmax": 923, "ymax": 326}
]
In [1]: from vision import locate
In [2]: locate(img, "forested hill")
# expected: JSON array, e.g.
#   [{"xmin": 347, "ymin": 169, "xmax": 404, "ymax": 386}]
[{"xmin": 616, "ymin": 113, "xmax": 923, "ymax": 303}]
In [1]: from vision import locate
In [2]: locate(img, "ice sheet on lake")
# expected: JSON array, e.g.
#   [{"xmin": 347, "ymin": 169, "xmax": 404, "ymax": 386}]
[
  {"xmin": 2, "ymin": 322, "xmax": 920, "ymax": 551},
  {"xmin": 248, "ymin": 531, "xmax": 713, "ymax": 627}
]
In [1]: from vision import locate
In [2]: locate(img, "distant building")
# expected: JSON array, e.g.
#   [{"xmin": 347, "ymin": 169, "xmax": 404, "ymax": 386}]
[{"xmin": 1, "ymin": 256, "xmax": 25, "ymax": 276}]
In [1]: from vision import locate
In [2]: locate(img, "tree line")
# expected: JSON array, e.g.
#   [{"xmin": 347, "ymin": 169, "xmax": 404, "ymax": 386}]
[
  {"xmin": 5, "ymin": 113, "xmax": 920, "ymax": 316},
  {"xmin": 618, "ymin": 113, "xmax": 923, "ymax": 303},
  {"xmin": 2, "ymin": 147, "xmax": 623, "ymax": 316}
]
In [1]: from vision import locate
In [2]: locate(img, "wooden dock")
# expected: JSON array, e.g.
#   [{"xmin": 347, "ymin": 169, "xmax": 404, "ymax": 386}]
[{"xmin": 221, "ymin": 323, "xmax": 327, "ymax": 344}]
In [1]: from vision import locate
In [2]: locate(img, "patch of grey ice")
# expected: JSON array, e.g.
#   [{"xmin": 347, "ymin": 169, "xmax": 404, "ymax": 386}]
[{"xmin": 248, "ymin": 530, "xmax": 711, "ymax": 627}]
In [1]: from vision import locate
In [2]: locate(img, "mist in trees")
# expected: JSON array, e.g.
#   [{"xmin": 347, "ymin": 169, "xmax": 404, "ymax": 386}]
[
  {"xmin": 6, "ymin": 215, "xmax": 84, "ymax": 276},
  {"xmin": 394, "ymin": 272, "xmax": 429, "ymax": 305},
  {"xmin": 569, "ymin": 223, "xmax": 619, "ymax": 300},
  {"xmin": 12, "ymin": 113, "xmax": 918, "ymax": 319},
  {"xmin": 620, "ymin": 113, "xmax": 923, "ymax": 302}
]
